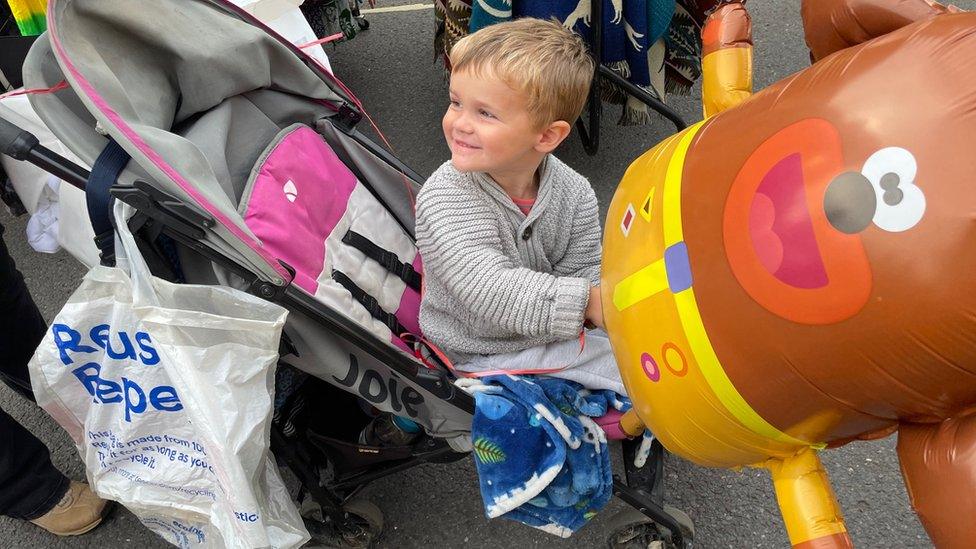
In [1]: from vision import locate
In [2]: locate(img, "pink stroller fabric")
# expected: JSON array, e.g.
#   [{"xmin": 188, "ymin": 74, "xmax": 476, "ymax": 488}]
[{"xmin": 241, "ymin": 124, "xmax": 422, "ymax": 350}]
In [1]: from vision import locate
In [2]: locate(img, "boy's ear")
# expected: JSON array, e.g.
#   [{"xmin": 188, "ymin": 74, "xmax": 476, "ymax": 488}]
[{"xmin": 535, "ymin": 120, "xmax": 573, "ymax": 153}]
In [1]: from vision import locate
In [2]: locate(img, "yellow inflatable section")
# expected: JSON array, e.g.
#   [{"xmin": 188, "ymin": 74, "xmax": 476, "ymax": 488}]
[{"xmin": 602, "ymin": 121, "xmax": 817, "ymax": 470}]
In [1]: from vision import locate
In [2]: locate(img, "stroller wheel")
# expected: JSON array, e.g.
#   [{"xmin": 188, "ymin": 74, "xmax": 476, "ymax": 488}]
[
  {"xmin": 606, "ymin": 505, "xmax": 694, "ymax": 549},
  {"xmin": 301, "ymin": 496, "xmax": 384, "ymax": 548},
  {"xmin": 338, "ymin": 498, "xmax": 384, "ymax": 548},
  {"xmin": 356, "ymin": 17, "xmax": 369, "ymax": 30}
]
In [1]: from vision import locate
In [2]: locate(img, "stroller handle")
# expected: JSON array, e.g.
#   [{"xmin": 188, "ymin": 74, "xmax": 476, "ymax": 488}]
[
  {"xmin": 0, "ymin": 115, "xmax": 37, "ymax": 160},
  {"xmin": 0, "ymin": 115, "xmax": 89, "ymax": 190}
]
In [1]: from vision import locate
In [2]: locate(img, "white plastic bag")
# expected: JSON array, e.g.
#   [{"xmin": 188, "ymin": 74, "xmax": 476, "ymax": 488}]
[{"xmin": 28, "ymin": 202, "xmax": 309, "ymax": 548}]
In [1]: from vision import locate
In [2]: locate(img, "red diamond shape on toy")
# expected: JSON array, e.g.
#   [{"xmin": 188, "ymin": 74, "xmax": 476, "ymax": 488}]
[{"xmin": 621, "ymin": 204, "xmax": 636, "ymax": 236}]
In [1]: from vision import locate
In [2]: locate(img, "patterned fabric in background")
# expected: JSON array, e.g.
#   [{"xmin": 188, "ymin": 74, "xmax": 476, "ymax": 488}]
[
  {"xmin": 5, "ymin": 0, "xmax": 47, "ymax": 36},
  {"xmin": 300, "ymin": 0, "xmax": 368, "ymax": 43},
  {"xmin": 434, "ymin": 0, "xmax": 474, "ymax": 70},
  {"xmin": 435, "ymin": 0, "xmax": 732, "ymax": 125}
]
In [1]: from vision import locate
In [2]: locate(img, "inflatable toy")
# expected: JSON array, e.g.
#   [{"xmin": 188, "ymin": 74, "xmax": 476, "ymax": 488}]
[{"xmin": 603, "ymin": 1, "xmax": 975, "ymax": 546}]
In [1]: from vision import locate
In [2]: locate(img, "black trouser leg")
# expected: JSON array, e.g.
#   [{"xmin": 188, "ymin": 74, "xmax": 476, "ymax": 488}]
[
  {"xmin": 0, "ymin": 410, "xmax": 70, "ymax": 519},
  {"xmin": 0, "ymin": 223, "xmax": 69, "ymax": 519},
  {"xmin": 0, "ymin": 222, "xmax": 45, "ymax": 399}
]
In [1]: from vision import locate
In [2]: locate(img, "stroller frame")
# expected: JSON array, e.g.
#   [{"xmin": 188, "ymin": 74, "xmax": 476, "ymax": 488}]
[
  {"xmin": 0, "ymin": 2, "xmax": 694, "ymax": 543},
  {"xmin": 1, "ymin": 113, "xmax": 693, "ymax": 547}
]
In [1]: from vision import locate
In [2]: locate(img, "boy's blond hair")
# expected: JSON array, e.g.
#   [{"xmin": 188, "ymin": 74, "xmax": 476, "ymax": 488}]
[{"xmin": 449, "ymin": 18, "xmax": 595, "ymax": 128}]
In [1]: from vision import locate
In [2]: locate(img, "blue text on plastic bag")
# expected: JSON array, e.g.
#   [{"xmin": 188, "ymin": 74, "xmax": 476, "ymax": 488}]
[{"xmin": 52, "ymin": 323, "xmax": 183, "ymax": 421}]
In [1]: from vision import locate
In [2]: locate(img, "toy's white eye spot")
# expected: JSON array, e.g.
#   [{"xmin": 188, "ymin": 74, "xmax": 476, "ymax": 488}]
[{"xmin": 861, "ymin": 147, "xmax": 925, "ymax": 232}]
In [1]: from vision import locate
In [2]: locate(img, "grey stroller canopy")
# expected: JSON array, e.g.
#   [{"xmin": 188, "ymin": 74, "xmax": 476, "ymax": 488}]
[{"xmin": 27, "ymin": 0, "xmax": 414, "ymax": 285}]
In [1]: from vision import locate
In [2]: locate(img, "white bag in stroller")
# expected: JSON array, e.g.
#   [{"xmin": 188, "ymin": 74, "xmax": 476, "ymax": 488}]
[{"xmin": 27, "ymin": 201, "xmax": 308, "ymax": 548}]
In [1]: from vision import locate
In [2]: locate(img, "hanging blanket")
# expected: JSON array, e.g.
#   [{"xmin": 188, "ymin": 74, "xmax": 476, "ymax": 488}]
[
  {"xmin": 458, "ymin": 375, "xmax": 629, "ymax": 537},
  {"xmin": 666, "ymin": 0, "xmax": 725, "ymax": 94},
  {"xmin": 434, "ymin": 0, "xmax": 474, "ymax": 70},
  {"xmin": 438, "ymin": 0, "xmax": 731, "ymax": 125}
]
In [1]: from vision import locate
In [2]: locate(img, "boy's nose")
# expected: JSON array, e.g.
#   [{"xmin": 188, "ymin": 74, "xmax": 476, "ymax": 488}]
[{"xmin": 454, "ymin": 111, "xmax": 475, "ymax": 133}]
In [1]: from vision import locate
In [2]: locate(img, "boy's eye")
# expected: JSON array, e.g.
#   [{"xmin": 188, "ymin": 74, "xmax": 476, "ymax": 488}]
[
  {"xmin": 479, "ymin": 110, "xmax": 496, "ymax": 119},
  {"xmin": 449, "ymin": 99, "xmax": 461, "ymax": 108}
]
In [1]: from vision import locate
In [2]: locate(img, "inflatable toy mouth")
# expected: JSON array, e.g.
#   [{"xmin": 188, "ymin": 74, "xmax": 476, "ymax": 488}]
[
  {"xmin": 748, "ymin": 153, "xmax": 828, "ymax": 289},
  {"xmin": 724, "ymin": 119, "xmax": 872, "ymax": 325}
]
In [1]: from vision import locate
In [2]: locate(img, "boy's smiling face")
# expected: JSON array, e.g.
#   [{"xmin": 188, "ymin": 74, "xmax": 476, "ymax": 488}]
[{"xmin": 443, "ymin": 71, "xmax": 548, "ymax": 179}]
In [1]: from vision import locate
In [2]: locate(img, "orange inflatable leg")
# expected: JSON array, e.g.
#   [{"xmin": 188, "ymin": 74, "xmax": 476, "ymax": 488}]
[
  {"xmin": 761, "ymin": 448, "xmax": 853, "ymax": 549},
  {"xmin": 618, "ymin": 408, "xmax": 646, "ymax": 438},
  {"xmin": 801, "ymin": 0, "xmax": 962, "ymax": 63},
  {"xmin": 898, "ymin": 412, "xmax": 976, "ymax": 548},
  {"xmin": 700, "ymin": 1, "xmax": 753, "ymax": 118}
]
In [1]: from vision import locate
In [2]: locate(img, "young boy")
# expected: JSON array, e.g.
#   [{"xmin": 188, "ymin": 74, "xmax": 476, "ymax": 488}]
[{"xmin": 415, "ymin": 18, "xmax": 625, "ymax": 395}]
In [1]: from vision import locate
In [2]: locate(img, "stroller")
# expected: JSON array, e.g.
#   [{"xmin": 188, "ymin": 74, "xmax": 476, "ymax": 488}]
[{"xmin": 0, "ymin": 0, "xmax": 694, "ymax": 547}]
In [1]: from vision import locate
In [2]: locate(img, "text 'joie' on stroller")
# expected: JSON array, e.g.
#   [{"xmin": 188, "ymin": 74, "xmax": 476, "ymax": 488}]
[{"xmin": 0, "ymin": 0, "xmax": 695, "ymax": 546}]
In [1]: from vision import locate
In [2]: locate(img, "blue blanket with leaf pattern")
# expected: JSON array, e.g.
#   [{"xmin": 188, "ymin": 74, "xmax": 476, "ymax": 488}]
[{"xmin": 458, "ymin": 375, "xmax": 629, "ymax": 537}]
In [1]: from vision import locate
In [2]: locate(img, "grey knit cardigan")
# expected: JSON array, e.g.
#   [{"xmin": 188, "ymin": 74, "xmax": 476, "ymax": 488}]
[{"xmin": 415, "ymin": 156, "xmax": 602, "ymax": 360}]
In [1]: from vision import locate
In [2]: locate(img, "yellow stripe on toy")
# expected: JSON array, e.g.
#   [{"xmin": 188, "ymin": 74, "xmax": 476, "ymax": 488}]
[
  {"xmin": 7, "ymin": 0, "xmax": 47, "ymax": 36},
  {"xmin": 660, "ymin": 125, "xmax": 698, "ymax": 245},
  {"xmin": 612, "ymin": 258, "xmax": 668, "ymax": 311},
  {"xmin": 662, "ymin": 122, "xmax": 814, "ymax": 449}
]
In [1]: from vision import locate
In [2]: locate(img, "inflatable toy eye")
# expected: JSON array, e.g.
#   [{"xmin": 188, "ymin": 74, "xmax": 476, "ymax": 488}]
[{"xmin": 861, "ymin": 147, "xmax": 926, "ymax": 232}]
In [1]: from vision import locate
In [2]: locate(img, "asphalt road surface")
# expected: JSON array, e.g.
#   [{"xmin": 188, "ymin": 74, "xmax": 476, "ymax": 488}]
[{"xmin": 3, "ymin": 1, "xmax": 970, "ymax": 547}]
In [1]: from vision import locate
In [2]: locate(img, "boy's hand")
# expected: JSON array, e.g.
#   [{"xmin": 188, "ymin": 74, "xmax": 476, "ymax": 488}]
[{"xmin": 585, "ymin": 286, "xmax": 605, "ymax": 330}]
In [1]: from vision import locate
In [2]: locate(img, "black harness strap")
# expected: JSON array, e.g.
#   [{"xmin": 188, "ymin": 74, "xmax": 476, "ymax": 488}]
[
  {"xmin": 331, "ymin": 269, "xmax": 409, "ymax": 338},
  {"xmin": 341, "ymin": 230, "xmax": 421, "ymax": 292}
]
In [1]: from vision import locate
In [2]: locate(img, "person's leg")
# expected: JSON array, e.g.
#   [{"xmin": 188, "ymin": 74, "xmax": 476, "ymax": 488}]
[
  {"xmin": 0, "ymin": 409, "xmax": 69, "ymax": 519},
  {"xmin": 0, "ymin": 223, "xmax": 111, "ymax": 533},
  {"xmin": 565, "ymin": 330, "xmax": 626, "ymax": 396},
  {"xmin": 0, "ymin": 221, "xmax": 71, "ymax": 519},
  {"xmin": 0, "ymin": 222, "xmax": 46, "ymax": 399},
  {"xmin": 458, "ymin": 331, "xmax": 626, "ymax": 395}
]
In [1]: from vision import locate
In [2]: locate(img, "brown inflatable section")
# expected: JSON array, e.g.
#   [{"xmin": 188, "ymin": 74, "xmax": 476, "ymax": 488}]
[
  {"xmin": 802, "ymin": 0, "xmax": 961, "ymax": 61},
  {"xmin": 898, "ymin": 411, "xmax": 976, "ymax": 548},
  {"xmin": 701, "ymin": 1, "xmax": 753, "ymax": 57},
  {"xmin": 680, "ymin": 10, "xmax": 976, "ymax": 443}
]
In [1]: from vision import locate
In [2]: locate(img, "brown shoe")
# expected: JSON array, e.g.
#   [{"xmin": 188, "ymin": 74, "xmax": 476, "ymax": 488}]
[{"xmin": 30, "ymin": 481, "xmax": 111, "ymax": 536}]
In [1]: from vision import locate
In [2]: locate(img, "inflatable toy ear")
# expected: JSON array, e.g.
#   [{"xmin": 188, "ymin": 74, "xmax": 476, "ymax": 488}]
[{"xmin": 801, "ymin": 0, "xmax": 960, "ymax": 62}]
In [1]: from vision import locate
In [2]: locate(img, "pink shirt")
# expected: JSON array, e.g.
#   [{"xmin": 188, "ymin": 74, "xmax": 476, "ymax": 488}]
[{"xmin": 510, "ymin": 196, "xmax": 536, "ymax": 215}]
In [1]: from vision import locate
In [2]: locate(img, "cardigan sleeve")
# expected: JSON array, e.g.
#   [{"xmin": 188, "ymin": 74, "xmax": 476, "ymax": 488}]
[{"xmin": 552, "ymin": 183, "xmax": 602, "ymax": 286}]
